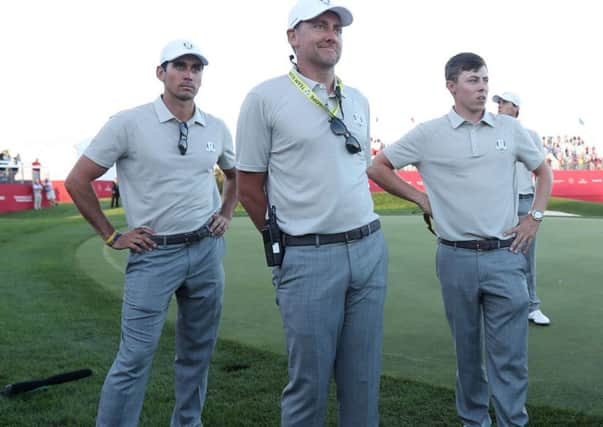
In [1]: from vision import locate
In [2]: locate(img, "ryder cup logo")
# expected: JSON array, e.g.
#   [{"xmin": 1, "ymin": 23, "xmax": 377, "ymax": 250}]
[
  {"xmin": 495, "ymin": 139, "xmax": 507, "ymax": 151},
  {"xmin": 353, "ymin": 112, "xmax": 365, "ymax": 126}
]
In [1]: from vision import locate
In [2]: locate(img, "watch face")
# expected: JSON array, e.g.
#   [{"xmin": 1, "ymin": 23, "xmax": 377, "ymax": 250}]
[{"xmin": 532, "ymin": 210, "xmax": 544, "ymax": 220}]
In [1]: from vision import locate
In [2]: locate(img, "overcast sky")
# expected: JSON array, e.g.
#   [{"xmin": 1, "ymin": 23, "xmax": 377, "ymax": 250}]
[{"xmin": 2, "ymin": 0, "xmax": 601, "ymax": 179}]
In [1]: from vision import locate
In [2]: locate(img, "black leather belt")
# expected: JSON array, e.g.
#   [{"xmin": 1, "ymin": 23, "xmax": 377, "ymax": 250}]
[
  {"xmin": 519, "ymin": 194, "xmax": 533, "ymax": 199},
  {"xmin": 284, "ymin": 219, "xmax": 381, "ymax": 247},
  {"xmin": 439, "ymin": 238, "xmax": 514, "ymax": 251},
  {"xmin": 151, "ymin": 226, "xmax": 210, "ymax": 245}
]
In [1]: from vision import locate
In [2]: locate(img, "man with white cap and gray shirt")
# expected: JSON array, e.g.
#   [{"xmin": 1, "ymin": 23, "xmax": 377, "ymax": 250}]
[
  {"xmin": 493, "ymin": 91, "xmax": 551, "ymax": 326},
  {"xmin": 236, "ymin": 0, "xmax": 388, "ymax": 425},
  {"xmin": 369, "ymin": 53, "xmax": 553, "ymax": 426},
  {"xmin": 66, "ymin": 39, "xmax": 237, "ymax": 426}
]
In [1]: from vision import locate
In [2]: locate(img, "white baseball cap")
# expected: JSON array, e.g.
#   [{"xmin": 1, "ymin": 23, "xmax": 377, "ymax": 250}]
[
  {"xmin": 492, "ymin": 91, "xmax": 521, "ymax": 108},
  {"xmin": 160, "ymin": 39, "xmax": 208, "ymax": 66},
  {"xmin": 288, "ymin": 0, "xmax": 353, "ymax": 30}
]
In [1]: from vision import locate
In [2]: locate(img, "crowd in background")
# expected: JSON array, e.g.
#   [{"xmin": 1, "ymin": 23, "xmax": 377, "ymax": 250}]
[
  {"xmin": 371, "ymin": 135, "xmax": 602, "ymax": 171},
  {"xmin": 542, "ymin": 135, "xmax": 602, "ymax": 170},
  {"xmin": 0, "ymin": 149, "xmax": 22, "ymax": 183}
]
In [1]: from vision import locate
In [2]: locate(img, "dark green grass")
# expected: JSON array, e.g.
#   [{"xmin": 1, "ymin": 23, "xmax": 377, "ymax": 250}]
[
  {"xmin": 1, "ymin": 200, "xmax": 602, "ymax": 426},
  {"xmin": 372, "ymin": 192, "xmax": 603, "ymax": 217}
]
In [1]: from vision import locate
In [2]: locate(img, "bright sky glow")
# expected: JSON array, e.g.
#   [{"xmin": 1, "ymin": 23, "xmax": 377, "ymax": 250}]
[{"xmin": 1, "ymin": 0, "xmax": 601, "ymax": 178}]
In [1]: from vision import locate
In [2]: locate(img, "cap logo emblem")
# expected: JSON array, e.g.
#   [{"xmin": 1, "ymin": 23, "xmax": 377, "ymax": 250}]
[
  {"xmin": 183, "ymin": 41, "xmax": 193, "ymax": 50},
  {"xmin": 320, "ymin": 0, "xmax": 330, "ymax": 4}
]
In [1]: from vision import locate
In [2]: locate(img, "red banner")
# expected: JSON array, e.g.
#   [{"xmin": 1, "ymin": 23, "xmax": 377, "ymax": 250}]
[
  {"xmin": 3, "ymin": 173, "xmax": 602, "ymax": 214},
  {"xmin": 0, "ymin": 180, "xmax": 113, "ymax": 213},
  {"xmin": 369, "ymin": 170, "xmax": 603, "ymax": 202},
  {"xmin": 549, "ymin": 170, "xmax": 603, "ymax": 202}
]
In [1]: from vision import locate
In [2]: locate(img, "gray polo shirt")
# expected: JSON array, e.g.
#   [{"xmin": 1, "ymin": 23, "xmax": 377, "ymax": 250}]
[
  {"xmin": 383, "ymin": 109, "xmax": 544, "ymax": 241},
  {"xmin": 517, "ymin": 127, "xmax": 545, "ymax": 195},
  {"xmin": 235, "ymin": 70, "xmax": 377, "ymax": 235},
  {"xmin": 85, "ymin": 96, "xmax": 235, "ymax": 234}
]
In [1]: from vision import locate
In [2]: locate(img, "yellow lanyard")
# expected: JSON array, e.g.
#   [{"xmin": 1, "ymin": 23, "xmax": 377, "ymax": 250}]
[{"xmin": 288, "ymin": 69, "xmax": 343, "ymax": 118}]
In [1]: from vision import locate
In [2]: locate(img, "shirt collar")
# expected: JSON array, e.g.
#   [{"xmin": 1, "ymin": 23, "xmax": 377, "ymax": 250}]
[
  {"xmin": 447, "ymin": 108, "xmax": 496, "ymax": 129},
  {"xmin": 290, "ymin": 67, "xmax": 345, "ymax": 98},
  {"xmin": 153, "ymin": 96, "xmax": 207, "ymax": 126}
]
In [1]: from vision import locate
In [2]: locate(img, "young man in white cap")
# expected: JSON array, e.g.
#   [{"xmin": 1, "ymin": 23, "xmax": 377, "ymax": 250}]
[
  {"xmin": 236, "ymin": 1, "xmax": 388, "ymax": 425},
  {"xmin": 368, "ymin": 53, "xmax": 553, "ymax": 427},
  {"xmin": 66, "ymin": 39, "xmax": 237, "ymax": 427},
  {"xmin": 493, "ymin": 91, "xmax": 551, "ymax": 326}
]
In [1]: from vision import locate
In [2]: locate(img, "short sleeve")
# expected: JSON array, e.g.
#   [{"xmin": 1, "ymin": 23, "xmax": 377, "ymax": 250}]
[
  {"xmin": 84, "ymin": 113, "xmax": 129, "ymax": 168},
  {"xmin": 235, "ymin": 91, "xmax": 272, "ymax": 172},
  {"xmin": 383, "ymin": 124, "xmax": 424, "ymax": 169},
  {"xmin": 217, "ymin": 120, "xmax": 236, "ymax": 170}
]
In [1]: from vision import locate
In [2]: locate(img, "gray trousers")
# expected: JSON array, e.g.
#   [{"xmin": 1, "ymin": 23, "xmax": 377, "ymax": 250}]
[
  {"xmin": 273, "ymin": 230, "xmax": 388, "ymax": 427},
  {"xmin": 436, "ymin": 243, "xmax": 529, "ymax": 427},
  {"xmin": 96, "ymin": 237, "xmax": 225, "ymax": 427},
  {"xmin": 518, "ymin": 194, "xmax": 541, "ymax": 312},
  {"xmin": 33, "ymin": 191, "xmax": 42, "ymax": 210}
]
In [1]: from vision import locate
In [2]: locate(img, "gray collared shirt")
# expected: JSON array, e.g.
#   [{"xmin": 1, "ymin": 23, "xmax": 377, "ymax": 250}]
[
  {"xmin": 85, "ymin": 96, "xmax": 235, "ymax": 234},
  {"xmin": 384, "ymin": 109, "xmax": 545, "ymax": 241},
  {"xmin": 236, "ymin": 70, "xmax": 376, "ymax": 235}
]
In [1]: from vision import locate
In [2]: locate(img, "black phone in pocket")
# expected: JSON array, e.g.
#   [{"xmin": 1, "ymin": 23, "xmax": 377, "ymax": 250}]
[{"xmin": 262, "ymin": 206, "xmax": 284, "ymax": 267}]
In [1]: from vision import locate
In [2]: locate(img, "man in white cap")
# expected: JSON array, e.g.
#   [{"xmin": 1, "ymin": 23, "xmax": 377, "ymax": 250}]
[
  {"xmin": 368, "ymin": 53, "xmax": 553, "ymax": 427},
  {"xmin": 66, "ymin": 39, "xmax": 237, "ymax": 426},
  {"xmin": 236, "ymin": 0, "xmax": 388, "ymax": 425},
  {"xmin": 493, "ymin": 91, "xmax": 551, "ymax": 326}
]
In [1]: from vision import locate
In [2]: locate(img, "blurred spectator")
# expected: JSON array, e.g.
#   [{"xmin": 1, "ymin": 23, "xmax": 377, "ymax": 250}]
[
  {"xmin": 0, "ymin": 151, "xmax": 8, "ymax": 183},
  {"xmin": 32, "ymin": 158, "xmax": 41, "ymax": 181},
  {"xmin": 370, "ymin": 137, "xmax": 385, "ymax": 158},
  {"xmin": 1, "ymin": 150, "xmax": 22, "ymax": 183},
  {"xmin": 541, "ymin": 135, "xmax": 602, "ymax": 170},
  {"xmin": 32, "ymin": 179, "xmax": 43, "ymax": 210},
  {"xmin": 44, "ymin": 178, "xmax": 57, "ymax": 207},
  {"xmin": 110, "ymin": 179, "xmax": 120, "ymax": 208}
]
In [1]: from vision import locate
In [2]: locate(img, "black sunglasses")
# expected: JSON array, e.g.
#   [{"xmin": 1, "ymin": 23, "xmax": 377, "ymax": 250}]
[
  {"xmin": 329, "ymin": 117, "xmax": 361, "ymax": 154},
  {"xmin": 178, "ymin": 122, "xmax": 188, "ymax": 155}
]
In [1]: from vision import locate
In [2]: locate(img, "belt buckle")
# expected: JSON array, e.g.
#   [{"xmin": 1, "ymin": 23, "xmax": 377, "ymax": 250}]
[
  {"xmin": 183, "ymin": 231, "xmax": 194, "ymax": 244},
  {"xmin": 343, "ymin": 230, "xmax": 355, "ymax": 243},
  {"xmin": 345, "ymin": 228, "xmax": 362, "ymax": 243}
]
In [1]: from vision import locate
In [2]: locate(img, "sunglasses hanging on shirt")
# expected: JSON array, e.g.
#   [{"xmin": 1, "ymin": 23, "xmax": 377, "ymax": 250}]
[
  {"xmin": 178, "ymin": 122, "xmax": 188, "ymax": 155},
  {"xmin": 329, "ymin": 116, "xmax": 362, "ymax": 154},
  {"xmin": 288, "ymin": 69, "xmax": 362, "ymax": 155}
]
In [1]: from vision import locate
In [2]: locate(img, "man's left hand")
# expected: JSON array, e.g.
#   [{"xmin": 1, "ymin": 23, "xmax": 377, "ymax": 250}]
[
  {"xmin": 504, "ymin": 216, "xmax": 540, "ymax": 253},
  {"xmin": 209, "ymin": 212, "xmax": 231, "ymax": 237}
]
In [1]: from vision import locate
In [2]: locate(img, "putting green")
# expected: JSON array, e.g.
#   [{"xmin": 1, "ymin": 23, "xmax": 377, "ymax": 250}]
[{"xmin": 76, "ymin": 215, "xmax": 603, "ymax": 416}]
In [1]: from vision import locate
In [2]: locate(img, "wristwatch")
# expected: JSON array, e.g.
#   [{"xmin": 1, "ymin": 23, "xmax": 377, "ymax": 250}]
[{"xmin": 529, "ymin": 210, "xmax": 544, "ymax": 222}]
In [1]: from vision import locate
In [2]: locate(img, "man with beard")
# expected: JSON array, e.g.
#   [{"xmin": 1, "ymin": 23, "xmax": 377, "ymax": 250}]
[{"xmin": 235, "ymin": 1, "xmax": 388, "ymax": 425}]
